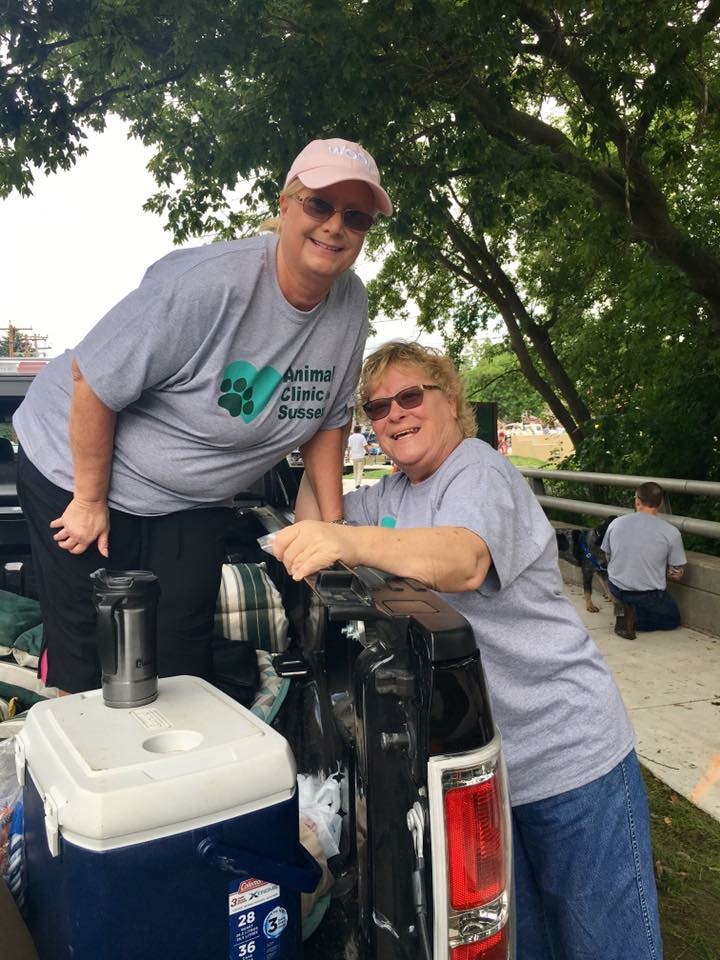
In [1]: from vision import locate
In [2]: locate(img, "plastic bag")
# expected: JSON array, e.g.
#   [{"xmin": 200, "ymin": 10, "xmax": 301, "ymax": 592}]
[
  {"xmin": 297, "ymin": 772, "xmax": 343, "ymax": 860},
  {"xmin": 0, "ymin": 738, "xmax": 21, "ymax": 883}
]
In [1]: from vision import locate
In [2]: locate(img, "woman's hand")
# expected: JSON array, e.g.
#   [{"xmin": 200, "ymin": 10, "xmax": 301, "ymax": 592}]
[
  {"xmin": 50, "ymin": 497, "xmax": 110, "ymax": 556},
  {"xmin": 273, "ymin": 520, "xmax": 357, "ymax": 581}
]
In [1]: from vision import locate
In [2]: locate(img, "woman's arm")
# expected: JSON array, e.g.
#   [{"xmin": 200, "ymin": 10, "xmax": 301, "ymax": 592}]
[
  {"xmin": 49, "ymin": 358, "xmax": 117, "ymax": 556},
  {"xmin": 299, "ymin": 425, "xmax": 348, "ymax": 522},
  {"xmin": 273, "ymin": 520, "xmax": 491, "ymax": 593},
  {"xmin": 294, "ymin": 471, "xmax": 322, "ymax": 521}
]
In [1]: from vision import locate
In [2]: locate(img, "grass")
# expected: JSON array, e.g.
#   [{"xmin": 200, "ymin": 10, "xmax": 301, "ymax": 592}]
[
  {"xmin": 508, "ymin": 454, "xmax": 549, "ymax": 468},
  {"xmin": 642, "ymin": 766, "xmax": 720, "ymax": 959}
]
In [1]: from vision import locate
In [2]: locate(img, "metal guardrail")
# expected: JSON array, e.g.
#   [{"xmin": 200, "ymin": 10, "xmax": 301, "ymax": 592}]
[{"xmin": 520, "ymin": 469, "xmax": 720, "ymax": 541}]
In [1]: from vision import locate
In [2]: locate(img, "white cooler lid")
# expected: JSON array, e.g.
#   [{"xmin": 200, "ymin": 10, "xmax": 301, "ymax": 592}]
[{"xmin": 16, "ymin": 676, "xmax": 296, "ymax": 851}]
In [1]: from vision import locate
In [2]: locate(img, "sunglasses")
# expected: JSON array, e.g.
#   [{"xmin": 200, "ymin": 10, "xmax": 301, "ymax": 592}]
[
  {"xmin": 362, "ymin": 384, "xmax": 442, "ymax": 421},
  {"xmin": 294, "ymin": 195, "xmax": 375, "ymax": 233}
]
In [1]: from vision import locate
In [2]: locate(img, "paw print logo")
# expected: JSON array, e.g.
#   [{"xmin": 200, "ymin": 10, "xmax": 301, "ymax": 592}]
[{"xmin": 218, "ymin": 360, "xmax": 282, "ymax": 423}]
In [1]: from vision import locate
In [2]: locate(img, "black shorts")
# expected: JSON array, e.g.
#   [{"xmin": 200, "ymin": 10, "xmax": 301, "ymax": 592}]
[{"xmin": 16, "ymin": 448, "xmax": 230, "ymax": 692}]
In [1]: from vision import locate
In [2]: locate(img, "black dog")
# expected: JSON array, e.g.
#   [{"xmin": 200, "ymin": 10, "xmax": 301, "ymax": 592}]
[{"xmin": 555, "ymin": 517, "xmax": 616, "ymax": 612}]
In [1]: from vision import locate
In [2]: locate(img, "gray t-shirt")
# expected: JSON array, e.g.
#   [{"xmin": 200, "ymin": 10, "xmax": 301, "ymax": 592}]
[
  {"xmin": 14, "ymin": 234, "xmax": 368, "ymax": 514},
  {"xmin": 601, "ymin": 512, "xmax": 686, "ymax": 592},
  {"xmin": 344, "ymin": 439, "xmax": 634, "ymax": 806}
]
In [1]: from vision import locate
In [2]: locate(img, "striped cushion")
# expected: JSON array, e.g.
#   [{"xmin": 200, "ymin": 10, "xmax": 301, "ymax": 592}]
[{"xmin": 215, "ymin": 562, "xmax": 289, "ymax": 653}]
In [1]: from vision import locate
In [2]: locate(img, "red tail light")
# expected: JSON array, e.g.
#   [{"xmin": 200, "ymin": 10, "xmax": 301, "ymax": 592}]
[
  {"xmin": 445, "ymin": 777, "xmax": 506, "ymax": 910},
  {"xmin": 429, "ymin": 742, "xmax": 512, "ymax": 959},
  {"xmin": 451, "ymin": 928, "xmax": 506, "ymax": 959}
]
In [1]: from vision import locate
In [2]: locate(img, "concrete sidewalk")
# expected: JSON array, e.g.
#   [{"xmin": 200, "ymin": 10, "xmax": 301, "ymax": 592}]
[{"xmin": 565, "ymin": 585, "xmax": 720, "ymax": 821}]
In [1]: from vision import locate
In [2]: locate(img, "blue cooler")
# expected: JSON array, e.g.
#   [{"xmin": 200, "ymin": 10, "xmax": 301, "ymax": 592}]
[{"xmin": 14, "ymin": 675, "xmax": 320, "ymax": 960}]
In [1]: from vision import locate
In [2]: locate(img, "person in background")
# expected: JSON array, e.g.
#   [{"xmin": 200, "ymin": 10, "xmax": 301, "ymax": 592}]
[
  {"xmin": 13, "ymin": 137, "xmax": 392, "ymax": 695},
  {"xmin": 601, "ymin": 482, "xmax": 686, "ymax": 639},
  {"xmin": 274, "ymin": 341, "xmax": 663, "ymax": 960},
  {"xmin": 346, "ymin": 424, "xmax": 370, "ymax": 488}
]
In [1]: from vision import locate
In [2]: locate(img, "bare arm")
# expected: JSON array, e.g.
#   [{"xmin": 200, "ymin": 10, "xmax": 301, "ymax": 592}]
[
  {"xmin": 273, "ymin": 520, "xmax": 492, "ymax": 593},
  {"xmin": 667, "ymin": 565, "xmax": 685, "ymax": 581},
  {"xmin": 299, "ymin": 425, "xmax": 348, "ymax": 522},
  {"xmin": 49, "ymin": 358, "xmax": 117, "ymax": 556},
  {"xmin": 294, "ymin": 471, "xmax": 322, "ymax": 521}
]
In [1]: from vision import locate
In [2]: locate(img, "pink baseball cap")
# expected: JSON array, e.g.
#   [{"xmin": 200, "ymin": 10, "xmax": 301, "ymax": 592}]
[{"xmin": 284, "ymin": 138, "xmax": 393, "ymax": 216}]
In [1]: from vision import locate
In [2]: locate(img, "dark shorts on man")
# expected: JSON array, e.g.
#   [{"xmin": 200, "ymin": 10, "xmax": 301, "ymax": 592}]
[
  {"xmin": 609, "ymin": 580, "xmax": 681, "ymax": 632},
  {"xmin": 17, "ymin": 448, "xmax": 230, "ymax": 693}
]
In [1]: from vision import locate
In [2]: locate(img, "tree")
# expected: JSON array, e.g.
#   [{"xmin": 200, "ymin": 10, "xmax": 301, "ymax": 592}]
[
  {"xmin": 0, "ymin": 325, "xmax": 34, "ymax": 357},
  {"xmin": 462, "ymin": 341, "xmax": 548, "ymax": 424},
  {"xmin": 2, "ymin": 1, "xmax": 719, "ymax": 473},
  {"xmin": 4, "ymin": 2, "xmax": 719, "ymax": 295}
]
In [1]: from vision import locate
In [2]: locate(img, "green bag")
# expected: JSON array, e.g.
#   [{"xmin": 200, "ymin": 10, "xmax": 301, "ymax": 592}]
[
  {"xmin": 0, "ymin": 590, "xmax": 43, "ymax": 652},
  {"xmin": 11, "ymin": 622, "xmax": 43, "ymax": 667}
]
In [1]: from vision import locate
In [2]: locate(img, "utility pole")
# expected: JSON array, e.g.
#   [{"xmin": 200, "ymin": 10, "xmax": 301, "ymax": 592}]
[
  {"xmin": 26, "ymin": 331, "xmax": 49, "ymax": 355},
  {"xmin": 0, "ymin": 324, "xmax": 48, "ymax": 357}
]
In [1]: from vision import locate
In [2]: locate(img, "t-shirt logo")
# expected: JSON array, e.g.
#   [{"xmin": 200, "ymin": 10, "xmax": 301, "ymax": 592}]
[{"xmin": 218, "ymin": 360, "xmax": 283, "ymax": 422}]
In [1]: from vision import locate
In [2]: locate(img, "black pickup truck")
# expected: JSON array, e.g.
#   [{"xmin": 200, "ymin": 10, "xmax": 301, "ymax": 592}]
[{"xmin": 0, "ymin": 362, "xmax": 513, "ymax": 960}]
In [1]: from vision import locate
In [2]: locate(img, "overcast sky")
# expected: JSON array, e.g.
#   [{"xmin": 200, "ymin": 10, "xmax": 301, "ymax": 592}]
[{"xmin": 1, "ymin": 116, "xmax": 443, "ymax": 358}]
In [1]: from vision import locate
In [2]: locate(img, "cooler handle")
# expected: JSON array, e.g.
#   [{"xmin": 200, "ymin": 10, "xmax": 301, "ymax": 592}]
[{"xmin": 196, "ymin": 837, "xmax": 322, "ymax": 893}]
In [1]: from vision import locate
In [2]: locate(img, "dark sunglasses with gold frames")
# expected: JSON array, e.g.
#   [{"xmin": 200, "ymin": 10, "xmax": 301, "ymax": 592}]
[
  {"xmin": 362, "ymin": 384, "xmax": 442, "ymax": 421},
  {"xmin": 294, "ymin": 195, "xmax": 376, "ymax": 234}
]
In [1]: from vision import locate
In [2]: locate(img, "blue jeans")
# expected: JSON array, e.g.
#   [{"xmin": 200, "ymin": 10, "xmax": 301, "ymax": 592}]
[
  {"xmin": 513, "ymin": 750, "xmax": 663, "ymax": 960},
  {"xmin": 608, "ymin": 581, "xmax": 681, "ymax": 631}
]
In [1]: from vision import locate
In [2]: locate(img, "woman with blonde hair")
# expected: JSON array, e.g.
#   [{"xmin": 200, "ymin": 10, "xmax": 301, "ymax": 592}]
[{"xmin": 276, "ymin": 339, "xmax": 663, "ymax": 960}]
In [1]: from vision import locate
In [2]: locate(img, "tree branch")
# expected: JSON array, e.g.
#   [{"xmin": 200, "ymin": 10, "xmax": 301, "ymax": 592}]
[
  {"xmin": 461, "ymin": 78, "xmax": 720, "ymax": 326},
  {"xmin": 426, "ymin": 204, "xmax": 586, "ymax": 441},
  {"xmin": 634, "ymin": 0, "xmax": 720, "ymax": 140},
  {"xmin": 517, "ymin": 3, "xmax": 627, "ymax": 152},
  {"xmin": 69, "ymin": 67, "xmax": 190, "ymax": 116}
]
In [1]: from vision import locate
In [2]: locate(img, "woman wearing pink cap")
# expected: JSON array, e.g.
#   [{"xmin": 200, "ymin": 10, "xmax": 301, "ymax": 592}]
[{"xmin": 14, "ymin": 137, "xmax": 392, "ymax": 694}]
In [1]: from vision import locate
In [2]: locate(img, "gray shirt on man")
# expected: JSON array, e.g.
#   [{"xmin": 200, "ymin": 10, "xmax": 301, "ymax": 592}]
[
  {"xmin": 344, "ymin": 439, "xmax": 634, "ymax": 806},
  {"xmin": 601, "ymin": 512, "xmax": 686, "ymax": 592}
]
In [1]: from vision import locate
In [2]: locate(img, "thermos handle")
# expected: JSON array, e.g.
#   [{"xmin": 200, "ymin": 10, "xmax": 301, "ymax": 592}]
[
  {"xmin": 196, "ymin": 837, "xmax": 322, "ymax": 893},
  {"xmin": 96, "ymin": 598, "xmax": 122, "ymax": 677}
]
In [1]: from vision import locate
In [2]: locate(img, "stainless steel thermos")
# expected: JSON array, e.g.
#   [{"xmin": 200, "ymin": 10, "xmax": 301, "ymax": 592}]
[{"xmin": 91, "ymin": 568, "xmax": 160, "ymax": 708}]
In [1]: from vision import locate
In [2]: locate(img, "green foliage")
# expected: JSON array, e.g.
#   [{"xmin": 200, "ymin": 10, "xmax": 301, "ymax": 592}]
[
  {"xmin": 462, "ymin": 341, "xmax": 547, "ymax": 423},
  {"xmin": 0, "ymin": 329, "xmax": 34, "ymax": 357},
  {"xmin": 2, "ymin": 0, "xmax": 720, "ymax": 482}
]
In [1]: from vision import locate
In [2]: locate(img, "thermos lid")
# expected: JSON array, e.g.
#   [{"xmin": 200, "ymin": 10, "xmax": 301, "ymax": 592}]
[{"xmin": 91, "ymin": 568, "xmax": 159, "ymax": 599}]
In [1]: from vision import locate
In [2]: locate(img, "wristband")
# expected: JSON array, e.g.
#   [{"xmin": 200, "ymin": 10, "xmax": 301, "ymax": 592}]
[{"xmin": 331, "ymin": 519, "xmax": 348, "ymax": 525}]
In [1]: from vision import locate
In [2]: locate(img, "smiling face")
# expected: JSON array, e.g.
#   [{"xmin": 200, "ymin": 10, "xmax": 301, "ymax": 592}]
[
  {"xmin": 276, "ymin": 179, "xmax": 374, "ymax": 309},
  {"xmin": 369, "ymin": 364, "xmax": 464, "ymax": 483}
]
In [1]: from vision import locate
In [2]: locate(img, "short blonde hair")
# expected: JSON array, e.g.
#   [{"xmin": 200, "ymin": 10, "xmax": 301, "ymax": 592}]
[
  {"xmin": 359, "ymin": 341, "xmax": 477, "ymax": 439},
  {"xmin": 259, "ymin": 177, "xmax": 306, "ymax": 234}
]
